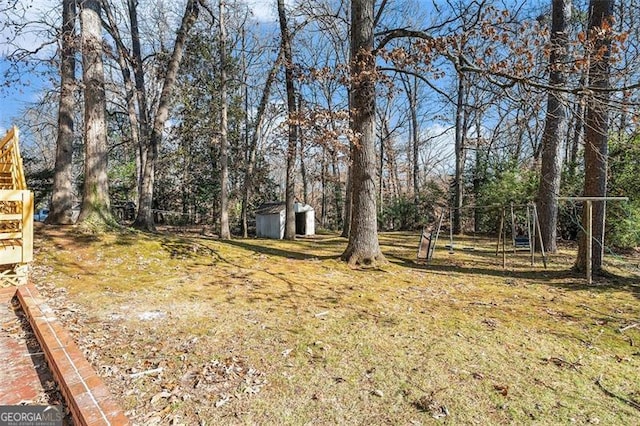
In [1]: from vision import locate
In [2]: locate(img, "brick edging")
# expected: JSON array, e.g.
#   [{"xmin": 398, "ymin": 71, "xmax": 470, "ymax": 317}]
[{"xmin": 16, "ymin": 284, "xmax": 130, "ymax": 425}]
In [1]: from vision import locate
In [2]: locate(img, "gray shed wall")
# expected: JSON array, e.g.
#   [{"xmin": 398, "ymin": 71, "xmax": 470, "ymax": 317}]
[{"xmin": 256, "ymin": 211, "xmax": 285, "ymax": 239}]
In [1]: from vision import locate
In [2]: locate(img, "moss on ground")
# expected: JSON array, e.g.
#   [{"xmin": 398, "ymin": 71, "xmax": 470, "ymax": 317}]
[{"xmin": 31, "ymin": 224, "xmax": 640, "ymax": 425}]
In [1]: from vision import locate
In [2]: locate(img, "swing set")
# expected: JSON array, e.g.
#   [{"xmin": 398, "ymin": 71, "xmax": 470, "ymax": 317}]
[{"xmin": 417, "ymin": 202, "xmax": 547, "ymax": 268}]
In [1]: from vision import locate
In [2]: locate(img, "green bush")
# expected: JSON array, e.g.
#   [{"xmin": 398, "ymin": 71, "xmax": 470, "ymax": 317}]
[
  {"xmin": 473, "ymin": 168, "xmax": 538, "ymax": 234},
  {"xmin": 378, "ymin": 182, "xmax": 444, "ymax": 231},
  {"xmin": 607, "ymin": 136, "xmax": 640, "ymax": 248},
  {"xmin": 606, "ymin": 201, "xmax": 640, "ymax": 248}
]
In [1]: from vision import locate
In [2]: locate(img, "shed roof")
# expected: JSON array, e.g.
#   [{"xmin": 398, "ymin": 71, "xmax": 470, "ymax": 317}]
[
  {"xmin": 255, "ymin": 202, "xmax": 285, "ymax": 215},
  {"xmin": 255, "ymin": 202, "xmax": 315, "ymax": 215}
]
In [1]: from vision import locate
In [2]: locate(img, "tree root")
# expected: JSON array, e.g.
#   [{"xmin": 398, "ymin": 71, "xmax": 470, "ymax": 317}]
[
  {"xmin": 595, "ymin": 375, "xmax": 640, "ymax": 412},
  {"xmin": 340, "ymin": 249, "xmax": 387, "ymax": 268}
]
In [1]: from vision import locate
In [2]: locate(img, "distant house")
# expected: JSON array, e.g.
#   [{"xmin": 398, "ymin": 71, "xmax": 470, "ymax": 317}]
[{"xmin": 255, "ymin": 202, "xmax": 315, "ymax": 239}]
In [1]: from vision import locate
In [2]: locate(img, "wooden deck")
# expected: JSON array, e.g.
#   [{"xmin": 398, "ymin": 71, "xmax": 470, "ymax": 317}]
[{"xmin": 0, "ymin": 127, "xmax": 33, "ymax": 286}]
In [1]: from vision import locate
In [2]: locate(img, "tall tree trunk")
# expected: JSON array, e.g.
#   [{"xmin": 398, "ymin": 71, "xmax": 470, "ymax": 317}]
[
  {"xmin": 339, "ymin": 164, "xmax": 353, "ymax": 238},
  {"xmin": 385, "ymin": 126, "xmax": 401, "ymax": 198},
  {"xmin": 321, "ymin": 148, "xmax": 328, "ymax": 228},
  {"xmin": 378, "ymin": 116, "xmax": 386, "ymax": 215},
  {"xmin": 103, "ymin": 0, "xmax": 140, "ymax": 209},
  {"xmin": 473, "ymin": 112, "xmax": 484, "ymax": 232},
  {"xmin": 331, "ymin": 149, "xmax": 343, "ymax": 228},
  {"xmin": 241, "ymin": 49, "xmax": 283, "ymax": 237},
  {"xmin": 277, "ymin": 0, "xmax": 298, "ymax": 240},
  {"xmin": 128, "ymin": 0, "xmax": 150, "ymax": 211},
  {"xmin": 78, "ymin": 0, "xmax": 111, "ymax": 225},
  {"xmin": 341, "ymin": 87, "xmax": 353, "ymax": 239},
  {"xmin": 132, "ymin": 0, "xmax": 199, "ymax": 231},
  {"xmin": 241, "ymin": 25, "xmax": 250, "ymax": 237},
  {"xmin": 47, "ymin": 0, "xmax": 76, "ymax": 225},
  {"xmin": 218, "ymin": 0, "xmax": 231, "ymax": 239},
  {"xmin": 568, "ymin": 77, "xmax": 586, "ymax": 175},
  {"xmin": 452, "ymin": 69, "xmax": 465, "ymax": 234},
  {"xmin": 410, "ymin": 80, "xmax": 420, "ymax": 223},
  {"xmin": 513, "ymin": 110, "xmax": 525, "ymax": 164},
  {"xmin": 576, "ymin": 0, "xmax": 613, "ymax": 273},
  {"xmin": 341, "ymin": 0, "xmax": 384, "ymax": 265},
  {"xmin": 407, "ymin": 77, "xmax": 419, "ymax": 202},
  {"xmin": 181, "ymin": 139, "xmax": 191, "ymax": 220},
  {"xmin": 340, "ymin": 163, "xmax": 352, "ymax": 238},
  {"xmin": 536, "ymin": 0, "xmax": 571, "ymax": 254},
  {"xmin": 298, "ymin": 94, "xmax": 308, "ymax": 204}
]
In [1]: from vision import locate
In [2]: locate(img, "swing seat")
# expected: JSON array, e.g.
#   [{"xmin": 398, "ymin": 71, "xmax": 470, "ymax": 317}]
[{"xmin": 514, "ymin": 236, "xmax": 530, "ymax": 249}]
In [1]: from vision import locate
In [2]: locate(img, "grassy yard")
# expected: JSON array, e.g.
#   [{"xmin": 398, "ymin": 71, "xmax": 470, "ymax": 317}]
[{"xmin": 31, "ymin": 224, "xmax": 640, "ymax": 425}]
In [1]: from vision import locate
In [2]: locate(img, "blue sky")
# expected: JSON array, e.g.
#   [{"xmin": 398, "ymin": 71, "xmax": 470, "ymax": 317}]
[
  {"xmin": 0, "ymin": 0, "xmax": 543, "ymax": 135},
  {"xmin": 0, "ymin": 61, "xmax": 50, "ymax": 132},
  {"xmin": 0, "ymin": 0, "xmax": 283, "ymax": 133}
]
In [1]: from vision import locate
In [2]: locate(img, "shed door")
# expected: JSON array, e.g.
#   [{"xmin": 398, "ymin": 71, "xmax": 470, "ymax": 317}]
[{"xmin": 295, "ymin": 212, "xmax": 306, "ymax": 235}]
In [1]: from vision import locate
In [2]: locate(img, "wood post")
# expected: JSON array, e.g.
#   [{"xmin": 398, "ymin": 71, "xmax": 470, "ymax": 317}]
[
  {"xmin": 532, "ymin": 203, "xmax": 546, "ymax": 269},
  {"xmin": 496, "ymin": 208, "xmax": 504, "ymax": 257},
  {"xmin": 557, "ymin": 196, "xmax": 628, "ymax": 283},
  {"xmin": 510, "ymin": 202, "xmax": 516, "ymax": 254},
  {"xmin": 502, "ymin": 208, "xmax": 506, "ymax": 269},
  {"xmin": 527, "ymin": 204, "xmax": 534, "ymax": 266},
  {"xmin": 586, "ymin": 200, "xmax": 593, "ymax": 285}
]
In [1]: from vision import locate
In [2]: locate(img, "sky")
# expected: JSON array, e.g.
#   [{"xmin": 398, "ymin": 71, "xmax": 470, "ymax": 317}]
[
  {"xmin": 0, "ymin": 0, "xmax": 464, "ymax": 178},
  {"xmin": 0, "ymin": 0, "xmax": 538, "ymax": 143},
  {"xmin": 0, "ymin": 0, "xmax": 280, "ymax": 132}
]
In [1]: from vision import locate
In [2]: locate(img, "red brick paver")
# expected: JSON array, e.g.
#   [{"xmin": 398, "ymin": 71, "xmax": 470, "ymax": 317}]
[
  {"xmin": 1, "ymin": 285, "xmax": 130, "ymax": 425},
  {"xmin": 0, "ymin": 287, "xmax": 48, "ymax": 404}
]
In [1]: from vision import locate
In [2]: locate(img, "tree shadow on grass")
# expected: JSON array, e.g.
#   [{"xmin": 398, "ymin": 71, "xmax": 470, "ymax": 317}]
[
  {"xmin": 547, "ymin": 270, "xmax": 640, "ymax": 300},
  {"xmin": 220, "ymin": 238, "xmax": 340, "ymax": 261},
  {"xmin": 35, "ymin": 223, "xmax": 144, "ymax": 250},
  {"xmin": 173, "ymin": 238, "xmax": 329, "ymax": 311},
  {"xmin": 35, "ymin": 223, "xmax": 102, "ymax": 246},
  {"xmin": 385, "ymin": 251, "xmax": 640, "ymax": 300}
]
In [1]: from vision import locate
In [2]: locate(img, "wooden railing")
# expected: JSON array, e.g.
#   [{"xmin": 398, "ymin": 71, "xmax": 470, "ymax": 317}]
[
  {"xmin": 0, "ymin": 126, "xmax": 27, "ymax": 190},
  {"xmin": 0, "ymin": 127, "xmax": 33, "ymax": 285}
]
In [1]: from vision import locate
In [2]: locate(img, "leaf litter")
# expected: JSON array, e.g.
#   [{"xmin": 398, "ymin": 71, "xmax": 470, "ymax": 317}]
[{"xmin": 29, "ymin": 226, "xmax": 640, "ymax": 424}]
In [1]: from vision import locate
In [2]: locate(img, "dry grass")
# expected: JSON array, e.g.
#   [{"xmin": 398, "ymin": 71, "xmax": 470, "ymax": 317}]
[{"xmin": 31, "ymin": 224, "xmax": 640, "ymax": 425}]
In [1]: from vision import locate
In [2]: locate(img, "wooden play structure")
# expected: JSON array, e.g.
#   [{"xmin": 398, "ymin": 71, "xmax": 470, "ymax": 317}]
[
  {"xmin": 496, "ymin": 203, "xmax": 546, "ymax": 269},
  {"xmin": 0, "ymin": 126, "xmax": 33, "ymax": 286},
  {"xmin": 417, "ymin": 210, "xmax": 445, "ymax": 261},
  {"xmin": 418, "ymin": 203, "xmax": 547, "ymax": 268}
]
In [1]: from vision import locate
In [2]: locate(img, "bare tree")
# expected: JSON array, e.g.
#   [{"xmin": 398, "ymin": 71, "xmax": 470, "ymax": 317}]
[
  {"xmin": 128, "ymin": 0, "xmax": 151, "ymax": 204},
  {"xmin": 341, "ymin": 0, "xmax": 384, "ymax": 265},
  {"xmin": 218, "ymin": 0, "xmax": 231, "ymax": 239},
  {"xmin": 277, "ymin": 0, "xmax": 298, "ymax": 240},
  {"xmin": 576, "ymin": 0, "xmax": 614, "ymax": 273},
  {"xmin": 240, "ymin": 48, "xmax": 283, "ymax": 237},
  {"xmin": 102, "ymin": 0, "xmax": 142, "ymax": 207},
  {"xmin": 47, "ymin": 0, "xmax": 77, "ymax": 225},
  {"xmin": 536, "ymin": 0, "xmax": 572, "ymax": 253},
  {"xmin": 398, "ymin": 71, "xmax": 420, "ymax": 205},
  {"xmin": 77, "ymin": 0, "xmax": 112, "ymax": 225},
  {"xmin": 132, "ymin": 0, "xmax": 199, "ymax": 231},
  {"xmin": 452, "ymin": 68, "xmax": 466, "ymax": 234}
]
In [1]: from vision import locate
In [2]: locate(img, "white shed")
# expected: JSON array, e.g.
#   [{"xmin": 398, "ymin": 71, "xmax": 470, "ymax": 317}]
[
  {"xmin": 255, "ymin": 202, "xmax": 286, "ymax": 239},
  {"xmin": 255, "ymin": 202, "xmax": 315, "ymax": 239},
  {"xmin": 294, "ymin": 202, "xmax": 315, "ymax": 236}
]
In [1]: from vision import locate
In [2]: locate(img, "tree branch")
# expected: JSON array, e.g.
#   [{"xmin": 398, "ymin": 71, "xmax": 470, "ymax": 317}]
[
  {"xmin": 374, "ymin": 28, "xmax": 433, "ymax": 55},
  {"xmin": 378, "ymin": 66, "xmax": 455, "ymax": 103}
]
